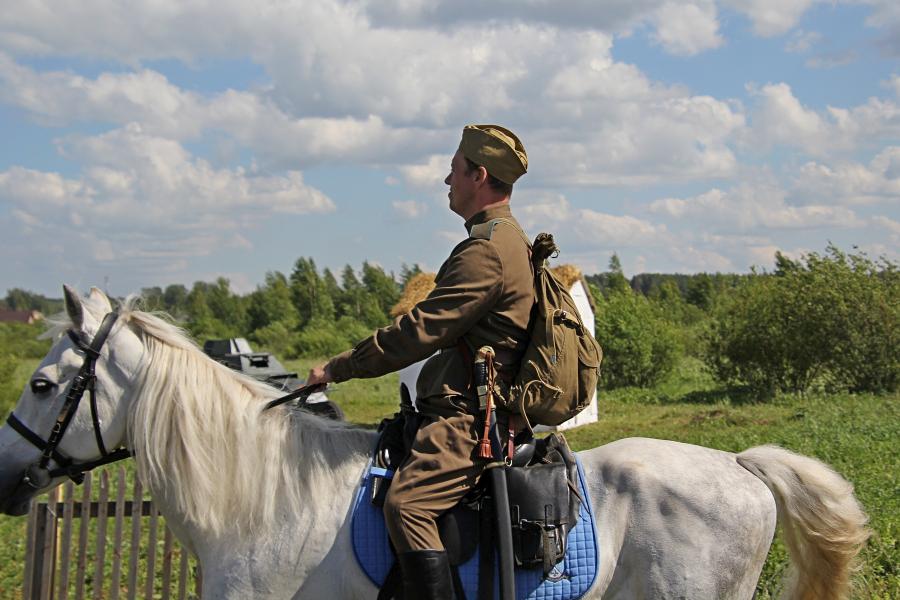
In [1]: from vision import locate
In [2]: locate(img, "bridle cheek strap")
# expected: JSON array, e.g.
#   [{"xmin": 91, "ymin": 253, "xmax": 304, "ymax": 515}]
[{"xmin": 6, "ymin": 310, "xmax": 132, "ymax": 487}]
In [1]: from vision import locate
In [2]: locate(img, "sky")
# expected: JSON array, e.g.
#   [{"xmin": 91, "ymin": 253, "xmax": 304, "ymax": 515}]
[{"xmin": 0, "ymin": 0, "xmax": 898, "ymax": 298}]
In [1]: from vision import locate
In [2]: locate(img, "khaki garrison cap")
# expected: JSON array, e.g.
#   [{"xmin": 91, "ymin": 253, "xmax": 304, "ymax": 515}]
[{"xmin": 458, "ymin": 124, "xmax": 528, "ymax": 185}]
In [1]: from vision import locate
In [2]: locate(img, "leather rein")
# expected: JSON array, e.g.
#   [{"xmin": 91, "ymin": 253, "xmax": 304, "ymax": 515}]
[{"xmin": 5, "ymin": 310, "xmax": 132, "ymax": 489}]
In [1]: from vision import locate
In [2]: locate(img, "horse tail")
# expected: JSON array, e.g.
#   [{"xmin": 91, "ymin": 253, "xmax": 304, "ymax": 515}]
[{"xmin": 737, "ymin": 445, "xmax": 869, "ymax": 600}]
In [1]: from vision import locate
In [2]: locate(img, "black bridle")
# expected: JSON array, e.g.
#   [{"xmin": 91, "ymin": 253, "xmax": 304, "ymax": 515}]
[{"xmin": 5, "ymin": 310, "xmax": 132, "ymax": 488}]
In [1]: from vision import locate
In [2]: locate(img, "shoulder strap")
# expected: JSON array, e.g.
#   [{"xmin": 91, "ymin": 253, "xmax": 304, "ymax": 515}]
[{"xmin": 469, "ymin": 217, "xmax": 531, "ymax": 247}]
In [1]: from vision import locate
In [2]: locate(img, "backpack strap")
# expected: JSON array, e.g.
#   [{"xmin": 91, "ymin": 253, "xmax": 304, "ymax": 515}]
[{"xmin": 469, "ymin": 218, "xmax": 531, "ymax": 247}]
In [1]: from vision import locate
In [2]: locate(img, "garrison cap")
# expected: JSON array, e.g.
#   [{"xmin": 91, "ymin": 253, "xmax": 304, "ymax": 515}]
[{"xmin": 458, "ymin": 124, "xmax": 528, "ymax": 185}]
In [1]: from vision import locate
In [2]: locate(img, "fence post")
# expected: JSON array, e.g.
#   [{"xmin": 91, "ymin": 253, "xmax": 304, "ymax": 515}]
[
  {"xmin": 23, "ymin": 498, "xmax": 38, "ymax": 599},
  {"xmin": 23, "ymin": 471, "xmax": 202, "ymax": 600}
]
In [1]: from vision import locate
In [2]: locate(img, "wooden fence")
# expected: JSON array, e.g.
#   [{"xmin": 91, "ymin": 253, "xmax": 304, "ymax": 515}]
[{"xmin": 23, "ymin": 466, "xmax": 201, "ymax": 600}]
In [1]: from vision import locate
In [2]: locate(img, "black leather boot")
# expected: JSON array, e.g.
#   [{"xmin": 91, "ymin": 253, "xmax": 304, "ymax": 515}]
[{"xmin": 398, "ymin": 549, "xmax": 454, "ymax": 600}]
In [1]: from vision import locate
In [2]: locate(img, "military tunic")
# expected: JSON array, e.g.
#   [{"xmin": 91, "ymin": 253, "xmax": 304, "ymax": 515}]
[{"xmin": 327, "ymin": 204, "xmax": 534, "ymax": 551}]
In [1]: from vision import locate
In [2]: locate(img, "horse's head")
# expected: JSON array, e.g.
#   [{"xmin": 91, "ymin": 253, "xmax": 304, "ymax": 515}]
[{"xmin": 0, "ymin": 285, "xmax": 144, "ymax": 515}]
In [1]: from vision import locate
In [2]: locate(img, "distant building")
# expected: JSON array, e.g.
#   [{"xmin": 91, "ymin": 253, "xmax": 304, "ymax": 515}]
[{"xmin": 0, "ymin": 310, "xmax": 43, "ymax": 324}]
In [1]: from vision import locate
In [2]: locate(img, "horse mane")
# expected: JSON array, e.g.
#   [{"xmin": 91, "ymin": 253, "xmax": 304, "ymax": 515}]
[{"xmin": 81, "ymin": 296, "xmax": 372, "ymax": 538}]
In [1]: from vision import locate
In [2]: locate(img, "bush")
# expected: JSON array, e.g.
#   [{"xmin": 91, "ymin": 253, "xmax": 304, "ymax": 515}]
[
  {"xmin": 704, "ymin": 246, "xmax": 899, "ymax": 394},
  {"xmin": 0, "ymin": 354, "xmax": 20, "ymax": 415},
  {"xmin": 294, "ymin": 316, "xmax": 373, "ymax": 358},
  {"xmin": 594, "ymin": 290, "xmax": 681, "ymax": 388},
  {"xmin": 250, "ymin": 321, "xmax": 298, "ymax": 359},
  {"xmin": 0, "ymin": 322, "xmax": 52, "ymax": 359}
]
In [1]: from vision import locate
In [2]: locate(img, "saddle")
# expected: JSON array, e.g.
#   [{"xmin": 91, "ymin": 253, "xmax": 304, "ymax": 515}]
[{"xmin": 370, "ymin": 412, "xmax": 582, "ymax": 599}]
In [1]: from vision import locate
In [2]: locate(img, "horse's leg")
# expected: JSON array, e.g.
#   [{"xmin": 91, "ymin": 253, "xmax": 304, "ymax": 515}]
[
  {"xmin": 737, "ymin": 445, "xmax": 869, "ymax": 600},
  {"xmin": 580, "ymin": 438, "xmax": 778, "ymax": 599}
]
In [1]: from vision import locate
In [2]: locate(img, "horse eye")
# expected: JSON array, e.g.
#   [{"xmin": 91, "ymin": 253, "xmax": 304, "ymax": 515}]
[{"xmin": 30, "ymin": 378, "xmax": 57, "ymax": 395}]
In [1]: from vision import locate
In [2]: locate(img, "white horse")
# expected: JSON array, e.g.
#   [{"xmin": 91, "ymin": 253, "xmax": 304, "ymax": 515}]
[{"xmin": 0, "ymin": 287, "xmax": 869, "ymax": 599}]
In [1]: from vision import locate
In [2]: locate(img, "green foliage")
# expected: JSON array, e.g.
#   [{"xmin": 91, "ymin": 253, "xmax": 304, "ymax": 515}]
[
  {"xmin": 294, "ymin": 316, "xmax": 371, "ymax": 358},
  {"xmin": 246, "ymin": 271, "xmax": 297, "ymax": 331},
  {"xmin": 360, "ymin": 261, "xmax": 399, "ymax": 326},
  {"xmin": 0, "ymin": 354, "xmax": 20, "ymax": 415},
  {"xmin": 0, "ymin": 322, "xmax": 52, "ymax": 360},
  {"xmin": 184, "ymin": 279, "xmax": 247, "ymax": 339},
  {"xmin": 604, "ymin": 253, "xmax": 631, "ymax": 295},
  {"xmin": 250, "ymin": 321, "xmax": 298, "ymax": 359},
  {"xmin": 1, "ymin": 288, "xmax": 63, "ymax": 314},
  {"xmin": 399, "ymin": 263, "xmax": 424, "ymax": 286},
  {"xmin": 705, "ymin": 246, "xmax": 899, "ymax": 395},
  {"xmin": 685, "ymin": 273, "xmax": 715, "ymax": 310},
  {"xmin": 139, "ymin": 286, "xmax": 165, "ymax": 311},
  {"xmin": 162, "ymin": 284, "xmax": 188, "ymax": 316},
  {"xmin": 594, "ymin": 289, "xmax": 681, "ymax": 388},
  {"xmin": 291, "ymin": 257, "xmax": 335, "ymax": 326}
]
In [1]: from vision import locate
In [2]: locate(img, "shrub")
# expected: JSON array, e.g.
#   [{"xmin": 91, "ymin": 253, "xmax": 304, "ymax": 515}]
[
  {"xmin": 294, "ymin": 316, "xmax": 373, "ymax": 358},
  {"xmin": 594, "ymin": 290, "xmax": 681, "ymax": 388},
  {"xmin": 0, "ymin": 354, "xmax": 20, "ymax": 416},
  {"xmin": 250, "ymin": 321, "xmax": 298, "ymax": 359},
  {"xmin": 0, "ymin": 322, "xmax": 52, "ymax": 359},
  {"xmin": 704, "ymin": 246, "xmax": 899, "ymax": 394}
]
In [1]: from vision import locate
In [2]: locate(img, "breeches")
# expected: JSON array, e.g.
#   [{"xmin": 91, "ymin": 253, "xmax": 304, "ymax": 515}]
[{"xmin": 382, "ymin": 412, "xmax": 485, "ymax": 552}]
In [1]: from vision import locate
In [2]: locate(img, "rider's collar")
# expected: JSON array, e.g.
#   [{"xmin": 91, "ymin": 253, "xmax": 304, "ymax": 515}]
[{"xmin": 465, "ymin": 204, "xmax": 513, "ymax": 234}]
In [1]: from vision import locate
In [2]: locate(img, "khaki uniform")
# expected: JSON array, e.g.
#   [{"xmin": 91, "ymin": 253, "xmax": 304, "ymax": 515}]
[{"xmin": 327, "ymin": 204, "xmax": 533, "ymax": 551}]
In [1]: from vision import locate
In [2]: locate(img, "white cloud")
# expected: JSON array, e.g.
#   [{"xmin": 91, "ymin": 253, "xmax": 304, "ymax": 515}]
[
  {"xmin": 745, "ymin": 82, "xmax": 900, "ymax": 156},
  {"xmin": 650, "ymin": 182, "xmax": 866, "ymax": 231},
  {"xmin": 805, "ymin": 50, "xmax": 858, "ymax": 69},
  {"xmin": 359, "ymin": 0, "xmax": 724, "ymax": 58},
  {"xmin": 392, "ymin": 200, "xmax": 428, "ymax": 219},
  {"xmin": 399, "ymin": 155, "xmax": 451, "ymax": 190},
  {"xmin": 785, "ymin": 29, "xmax": 822, "ymax": 53},
  {"xmin": 747, "ymin": 83, "xmax": 829, "ymax": 153},
  {"xmin": 0, "ymin": 125, "xmax": 334, "ymax": 267},
  {"xmin": 573, "ymin": 210, "xmax": 667, "ymax": 246},
  {"xmin": 0, "ymin": 13, "xmax": 747, "ymax": 186},
  {"xmin": 886, "ymin": 75, "xmax": 900, "ymax": 98},
  {"xmin": 723, "ymin": 0, "xmax": 817, "ymax": 37},
  {"xmin": 871, "ymin": 215, "xmax": 900, "ymax": 239},
  {"xmin": 793, "ymin": 146, "xmax": 900, "ymax": 205},
  {"xmin": 668, "ymin": 245, "xmax": 735, "ymax": 272},
  {"xmin": 651, "ymin": 1, "xmax": 723, "ymax": 56},
  {"xmin": 864, "ymin": 0, "xmax": 900, "ymax": 57}
]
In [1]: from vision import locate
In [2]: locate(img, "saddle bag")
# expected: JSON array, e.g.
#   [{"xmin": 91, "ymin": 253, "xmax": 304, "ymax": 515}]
[{"xmin": 505, "ymin": 433, "xmax": 580, "ymax": 577}]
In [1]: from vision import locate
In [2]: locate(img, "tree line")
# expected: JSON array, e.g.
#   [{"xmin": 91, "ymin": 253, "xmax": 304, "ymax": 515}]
[{"xmin": 2, "ymin": 245, "xmax": 897, "ymax": 397}]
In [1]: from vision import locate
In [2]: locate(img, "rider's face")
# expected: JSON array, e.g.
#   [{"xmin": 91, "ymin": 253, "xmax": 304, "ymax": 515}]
[{"xmin": 445, "ymin": 150, "xmax": 478, "ymax": 219}]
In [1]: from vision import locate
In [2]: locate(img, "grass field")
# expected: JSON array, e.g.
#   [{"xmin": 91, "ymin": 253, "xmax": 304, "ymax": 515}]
[{"xmin": 1, "ymin": 357, "xmax": 897, "ymax": 598}]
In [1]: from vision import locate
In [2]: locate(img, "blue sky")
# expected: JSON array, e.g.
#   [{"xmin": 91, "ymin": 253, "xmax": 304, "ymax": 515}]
[{"xmin": 0, "ymin": 0, "xmax": 897, "ymax": 298}]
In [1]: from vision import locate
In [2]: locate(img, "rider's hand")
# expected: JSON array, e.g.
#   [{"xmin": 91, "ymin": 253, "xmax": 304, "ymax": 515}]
[{"xmin": 306, "ymin": 362, "xmax": 333, "ymax": 387}]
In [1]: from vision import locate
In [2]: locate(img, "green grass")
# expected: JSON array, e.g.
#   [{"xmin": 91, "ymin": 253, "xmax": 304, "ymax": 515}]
[{"xmin": 1, "ymin": 357, "xmax": 896, "ymax": 598}]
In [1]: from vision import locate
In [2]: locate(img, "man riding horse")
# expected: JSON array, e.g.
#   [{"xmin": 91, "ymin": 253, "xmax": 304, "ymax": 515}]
[{"xmin": 307, "ymin": 124, "xmax": 532, "ymax": 600}]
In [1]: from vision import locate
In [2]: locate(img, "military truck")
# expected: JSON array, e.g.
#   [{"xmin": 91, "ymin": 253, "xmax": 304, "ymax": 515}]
[{"xmin": 203, "ymin": 338, "xmax": 344, "ymax": 421}]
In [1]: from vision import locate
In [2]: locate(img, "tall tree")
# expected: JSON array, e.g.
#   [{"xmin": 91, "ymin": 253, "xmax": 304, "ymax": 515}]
[
  {"xmin": 686, "ymin": 273, "xmax": 715, "ymax": 310},
  {"xmin": 290, "ymin": 257, "xmax": 335, "ymax": 325},
  {"xmin": 140, "ymin": 287, "xmax": 164, "ymax": 311},
  {"xmin": 247, "ymin": 271, "xmax": 297, "ymax": 331},
  {"xmin": 362, "ymin": 261, "xmax": 400, "ymax": 314},
  {"xmin": 163, "ymin": 284, "xmax": 188, "ymax": 315},
  {"xmin": 606, "ymin": 253, "xmax": 631, "ymax": 294},
  {"xmin": 400, "ymin": 263, "xmax": 424, "ymax": 286}
]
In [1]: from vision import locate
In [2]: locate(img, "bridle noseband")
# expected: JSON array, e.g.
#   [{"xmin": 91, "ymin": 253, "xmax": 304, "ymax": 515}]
[{"xmin": 5, "ymin": 310, "xmax": 132, "ymax": 489}]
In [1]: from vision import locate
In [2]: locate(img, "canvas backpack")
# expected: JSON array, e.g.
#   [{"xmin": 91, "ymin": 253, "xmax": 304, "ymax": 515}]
[{"xmin": 470, "ymin": 219, "xmax": 603, "ymax": 429}]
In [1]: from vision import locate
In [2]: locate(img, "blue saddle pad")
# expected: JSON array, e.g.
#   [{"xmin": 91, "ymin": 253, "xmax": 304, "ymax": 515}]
[{"xmin": 351, "ymin": 456, "xmax": 599, "ymax": 600}]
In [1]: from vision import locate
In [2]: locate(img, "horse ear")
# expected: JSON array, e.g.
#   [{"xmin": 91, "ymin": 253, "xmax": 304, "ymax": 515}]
[
  {"xmin": 63, "ymin": 285, "xmax": 85, "ymax": 330},
  {"xmin": 88, "ymin": 287, "xmax": 113, "ymax": 313}
]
